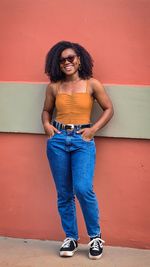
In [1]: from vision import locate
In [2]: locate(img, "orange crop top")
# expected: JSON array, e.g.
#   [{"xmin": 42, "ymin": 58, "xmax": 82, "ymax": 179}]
[{"xmin": 55, "ymin": 80, "xmax": 94, "ymax": 124}]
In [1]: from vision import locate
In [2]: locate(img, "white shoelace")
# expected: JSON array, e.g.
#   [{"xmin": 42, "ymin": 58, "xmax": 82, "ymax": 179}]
[
  {"xmin": 61, "ymin": 238, "xmax": 76, "ymax": 248},
  {"xmin": 88, "ymin": 237, "xmax": 105, "ymax": 251}
]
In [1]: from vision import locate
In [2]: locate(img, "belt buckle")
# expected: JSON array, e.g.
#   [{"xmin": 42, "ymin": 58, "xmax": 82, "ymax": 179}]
[{"xmin": 66, "ymin": 124, "xmax": 74, "ymax": 130}]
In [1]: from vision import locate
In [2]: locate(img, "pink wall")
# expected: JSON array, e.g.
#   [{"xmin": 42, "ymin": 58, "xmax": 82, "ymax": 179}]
[
  {"xmin": 0, "ymin": 0, "xmax": 150, "ymax": 84},
  {"xmin": 0, "ymin": 134, "xmax": 149, "ymax": 248},
  {"xmin": 0, "ymin": 0, "xmax": 150, "ymax": 248}
]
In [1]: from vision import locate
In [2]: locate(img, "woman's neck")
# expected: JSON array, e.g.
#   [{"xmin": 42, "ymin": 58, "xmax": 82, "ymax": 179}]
[{"xmin": 64, "ymin": 73, "xmax": 80, "ymax": 82}]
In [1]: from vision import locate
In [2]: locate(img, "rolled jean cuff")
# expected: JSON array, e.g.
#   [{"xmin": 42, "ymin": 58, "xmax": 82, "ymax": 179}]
[{"xmin": 89, "ymin": 233, "xmax": 101, "ymax": 238}]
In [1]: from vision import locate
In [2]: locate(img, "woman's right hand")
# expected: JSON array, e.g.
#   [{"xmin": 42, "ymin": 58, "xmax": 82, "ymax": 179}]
[{"xmin": 44, "ymin": 122, "xmax": 61, "ymax": 138}]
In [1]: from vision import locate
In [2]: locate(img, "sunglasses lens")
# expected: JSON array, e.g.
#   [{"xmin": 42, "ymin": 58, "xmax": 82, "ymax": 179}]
[
  {"xmin": 67, "ymin": 56, "xmax": 75, "ymax": 63},
  {"xmin": 59, "ymin": 55, "xmax": 76, "ymax": 64}
]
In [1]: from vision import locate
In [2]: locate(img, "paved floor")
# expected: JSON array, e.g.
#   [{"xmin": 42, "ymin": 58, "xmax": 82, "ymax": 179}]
[{"xmin": 0, "ymin": 236, "xmax": 150, "ymax": 267}]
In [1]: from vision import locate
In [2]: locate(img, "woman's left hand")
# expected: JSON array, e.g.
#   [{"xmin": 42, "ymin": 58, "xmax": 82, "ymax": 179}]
[{"xmin": 77, "ymin": 127, "xmax": 96, "ymax": 141}]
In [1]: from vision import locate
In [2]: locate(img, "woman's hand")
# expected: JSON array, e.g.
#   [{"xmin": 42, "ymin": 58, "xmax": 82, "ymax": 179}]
[
  {"xmin": 77, "ymin": 127, "xmax": 96, "ymax": 141},
  {"xmin": 44, "ymin": 122, "xmax": 61, "ymax": 138}
]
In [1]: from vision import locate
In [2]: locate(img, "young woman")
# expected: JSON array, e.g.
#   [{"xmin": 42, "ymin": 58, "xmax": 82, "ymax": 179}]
[{"xmin": 42, "ymin": 41, "xmax": 114, "ymax": 260}]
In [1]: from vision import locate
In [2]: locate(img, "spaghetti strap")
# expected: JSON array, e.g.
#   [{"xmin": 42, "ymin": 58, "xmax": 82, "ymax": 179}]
[
  {"xmin": 86, "ymin": 79, "xmax": 89, "ymax": 93},
  {"xmin": 56, "ymin": 82, "xmax": 61, "ymax": 94}
]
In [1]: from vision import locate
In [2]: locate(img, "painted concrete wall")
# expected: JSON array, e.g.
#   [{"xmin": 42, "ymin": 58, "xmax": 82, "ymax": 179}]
[
  {"xmin": 0, "ymin": 83, "xmax": 150, "ymax": 139},
  {"xmin": 0, "ymin": 0, "xmax": 150, "ymax": 249},
  {"xmin": 0, "ymin": 133, "xmax": 149, "ymax": 249},
  {"xmin": 0, "ymin": 0, "xmax": 150, "ymax": 84}
]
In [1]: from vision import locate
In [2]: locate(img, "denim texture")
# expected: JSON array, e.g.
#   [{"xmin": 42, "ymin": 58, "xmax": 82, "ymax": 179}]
[{"xmin": 46, "ymin": 129, "xmax": 100, "ymax": 240}]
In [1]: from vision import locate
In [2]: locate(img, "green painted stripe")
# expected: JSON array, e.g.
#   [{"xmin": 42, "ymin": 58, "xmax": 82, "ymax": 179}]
[{"xmin": 0, "ymin": 82, "xmax": 150, "ymax": 139}]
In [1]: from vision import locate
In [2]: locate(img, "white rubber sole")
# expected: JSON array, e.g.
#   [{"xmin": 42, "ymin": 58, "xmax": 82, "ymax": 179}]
[
  {"xmin": 60, "ymin": 248, "xmax": 78, "ymax": 257},
  {"xmin": 89, "ymin": 252, "xmax": 103, "ymax": 260}
]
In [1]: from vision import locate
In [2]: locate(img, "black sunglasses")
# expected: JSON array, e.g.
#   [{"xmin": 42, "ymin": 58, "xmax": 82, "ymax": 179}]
[{"xmin": 59, "ymin": 55, "xmax": 77, "ymax": 64}]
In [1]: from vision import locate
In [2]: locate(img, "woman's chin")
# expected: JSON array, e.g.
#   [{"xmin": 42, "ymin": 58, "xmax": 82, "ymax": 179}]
[{"xmin": 63, "ymin": 69, "xmax": 79, "ymax": 76}]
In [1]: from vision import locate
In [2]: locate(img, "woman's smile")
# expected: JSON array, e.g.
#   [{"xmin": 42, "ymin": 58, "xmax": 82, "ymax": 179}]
[{"xmin": 64, "ymin": 64, "xmax": 74, "ymax": 71}]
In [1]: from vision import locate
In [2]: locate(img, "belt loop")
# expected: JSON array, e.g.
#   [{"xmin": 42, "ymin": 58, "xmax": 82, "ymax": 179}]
[
  {"xmin": 76, "ymin": 125, "xmax": 80, "ymax": 131},
  {"xmin": 53, "ymin": 120, "xmax": 59, "ymax": 130},
  {"xmin": 58, "ymin": 122, "xmax": 61, "ymax": 131}
]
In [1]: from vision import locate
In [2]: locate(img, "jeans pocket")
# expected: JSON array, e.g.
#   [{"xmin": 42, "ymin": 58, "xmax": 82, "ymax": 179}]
[
  {"xmin": 47, "ymin": 132, "xmax": 62, "ymax": 142},
  {"xmin": 47, "ymin": 133, "xmax": 56, "ymax": 142},
  {"xmin": 80, "ymin": 134, "xmax": 94, "ymax": 143}
]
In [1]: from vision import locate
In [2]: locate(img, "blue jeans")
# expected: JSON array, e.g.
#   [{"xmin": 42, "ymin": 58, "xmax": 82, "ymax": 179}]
[{"xmin": 46, "ymin": 129, "xmax": 100, "ymax": 240}]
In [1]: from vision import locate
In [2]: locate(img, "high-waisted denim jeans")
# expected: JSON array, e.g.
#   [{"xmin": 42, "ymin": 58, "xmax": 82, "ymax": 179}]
[{"xmin": 46, "ymin": 129, "xmax": 100, "ymax": 240}]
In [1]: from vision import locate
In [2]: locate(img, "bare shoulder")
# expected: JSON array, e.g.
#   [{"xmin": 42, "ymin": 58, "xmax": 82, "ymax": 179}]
[
  {"xmin": 89, "ymin": 78, "xmax": 104, "ymax": 93},
  {"xmin": 89, "ymin": 78, "xmax": 105, "ymax": 98},
  {"xmin": 46, "ymin": 82, "xmax": 58, "ymax": 97}
]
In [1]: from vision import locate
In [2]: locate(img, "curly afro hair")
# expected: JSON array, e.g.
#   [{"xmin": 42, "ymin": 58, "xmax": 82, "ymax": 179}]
[{"xmin": 45, "ymin": 41, "xmax": 93, "ymax": 82}]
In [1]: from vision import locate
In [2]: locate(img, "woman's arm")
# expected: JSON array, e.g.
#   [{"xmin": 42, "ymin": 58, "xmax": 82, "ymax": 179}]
[
  {"xmin": 91, "ymin": 78, "xmax": 114, "ymax": 133},
  {"xmin": 41, "ymin": 83, "xmax": 60, "ymax": 137},
  {"xmin": 78, "ymin": 78, "xmax": 114, "ymax": 141}
]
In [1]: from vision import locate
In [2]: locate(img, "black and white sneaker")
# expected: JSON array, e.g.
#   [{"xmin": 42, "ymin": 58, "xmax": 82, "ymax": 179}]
[
  {"xmin": 88, "ymin": 236, "xmax": 105, "ymax": 260},
  {"xmin": 60, "ymin": 238, "xmax": 78, "ymax": 257}
]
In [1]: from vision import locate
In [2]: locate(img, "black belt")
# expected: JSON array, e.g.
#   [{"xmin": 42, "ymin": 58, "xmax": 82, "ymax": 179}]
[{"xmin": 53, "ymin": 121, "xmax": 91, "ymax": 131}]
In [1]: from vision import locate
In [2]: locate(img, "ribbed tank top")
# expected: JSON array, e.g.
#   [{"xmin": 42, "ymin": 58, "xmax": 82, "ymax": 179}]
[{"xmin": 55, "ymin": 80, "xmax": 94, "ymax": 124}]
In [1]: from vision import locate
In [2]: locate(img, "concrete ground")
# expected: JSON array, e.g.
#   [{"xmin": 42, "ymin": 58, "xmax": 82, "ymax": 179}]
[{"xmin": 0, "ymin": 236, "xmax": 150, "ymax": 267}]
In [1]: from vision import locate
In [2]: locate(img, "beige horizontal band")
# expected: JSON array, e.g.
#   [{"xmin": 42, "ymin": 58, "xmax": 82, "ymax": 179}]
[{"xmin": 0, "ymin": 82, "xmax": 150, "ymax": 139}]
